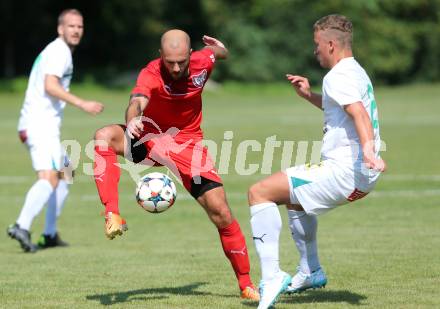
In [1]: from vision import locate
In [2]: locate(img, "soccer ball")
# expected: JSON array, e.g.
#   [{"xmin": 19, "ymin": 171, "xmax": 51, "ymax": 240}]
[{"xmin": 136, "ymin": 172, "xmax": 177, "ymax": 213}]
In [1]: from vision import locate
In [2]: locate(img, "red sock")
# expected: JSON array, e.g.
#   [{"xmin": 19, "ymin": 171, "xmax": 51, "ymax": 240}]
[
  {"xmin": 218, "ymin": 219, "xmax": 253, "ymax": 291},
  {"xmin": 94, "ymin": 146, "xmax": 120, "ymax": 214}
]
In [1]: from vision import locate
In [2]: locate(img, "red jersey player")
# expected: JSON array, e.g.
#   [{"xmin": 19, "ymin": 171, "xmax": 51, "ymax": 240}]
[{"xmin": 93, "ymin": 29, "xmax": 259, "ymax": 301}]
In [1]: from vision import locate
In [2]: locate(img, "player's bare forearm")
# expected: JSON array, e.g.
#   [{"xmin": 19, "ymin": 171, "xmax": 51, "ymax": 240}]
[
  {"xmin": 45, "ymin": 75, "xmax": 104, "ymax": 115},
  {"xmin": 202, "ymin": 35, "xmax": 229, "ymax": 60},
  {"xmin": 125, "ymin": 95, "xmax": 148, "ymax": 139},
  {"xmin": 308, "ymin": 93, "xmax": 323, "ymax": 110},
  {"xmin": 125, "ymin": 95, "xmax": 148, "ymax": 124},
  {"xmin": 206, "ymin": 46, "xmax": 229, "ymax": 59},
  {"xmin": 45, "ymin": 75, "xmax": 82, "ymax": 107},
  {"xmin": 286, "ymin": 74, "xmax": 323, "ymax": 110},
  {"xmin": 344, "ymin": 102, "xmax": 386, "ymax": 171},
  {"xmin": 344, "ymin": 102, "xmax": 374, "ymax": 153}
]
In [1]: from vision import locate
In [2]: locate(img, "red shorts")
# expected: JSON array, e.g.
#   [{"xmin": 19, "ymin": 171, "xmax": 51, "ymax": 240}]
[{"xmin": 125, "ymin": 127, "xmax": 223, "ymax": 195}]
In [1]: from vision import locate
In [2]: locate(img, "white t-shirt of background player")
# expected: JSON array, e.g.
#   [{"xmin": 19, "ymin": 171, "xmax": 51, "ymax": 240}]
[{"xmin": 18, "ymin": 38, "xmax": 73, "ymax": 138}]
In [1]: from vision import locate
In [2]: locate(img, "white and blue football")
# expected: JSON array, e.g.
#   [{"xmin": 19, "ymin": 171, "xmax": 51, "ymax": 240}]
[{"xmin": 136, "ymin": 172, "xmax": 177, "ymax": 213}]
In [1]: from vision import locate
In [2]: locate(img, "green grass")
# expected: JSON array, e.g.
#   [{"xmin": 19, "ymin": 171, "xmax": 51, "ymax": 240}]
[{"xmin": 1, "ymin": 82, "xmax": 440, "ymax": 308}]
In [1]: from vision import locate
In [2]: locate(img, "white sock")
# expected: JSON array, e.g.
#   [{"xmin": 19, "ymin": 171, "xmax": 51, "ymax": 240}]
[
  {"xmin": 44, "ymin": 180, "xmax": 69, "ymax": 236},
  {"xmin": 16, "ymin": 179, "xmax": 54, "ymax": 231},
  {"xmin": 250, "ymin": 202, "xmax": 282, "ymax": 281},
  {"xmin": 288, "ymin": 210, "xmax": 320, "ymax": 274}
]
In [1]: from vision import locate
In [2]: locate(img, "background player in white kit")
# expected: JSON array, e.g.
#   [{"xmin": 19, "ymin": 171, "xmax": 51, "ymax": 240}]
[
  {"xmin": 249, "ymin": 14, "xmax": 387, "ymax": 309},
  {"xmin": 7, "ymin": 9, "xmax": 104, "ymax": 252}
]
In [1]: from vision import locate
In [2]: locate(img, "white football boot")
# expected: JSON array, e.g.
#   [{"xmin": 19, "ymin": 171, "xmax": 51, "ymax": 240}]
[
  {"xmin": 285, "ymin": 267, "xmax": 327, "ymax": 294},
  {"xmin": 258, "ymin": 271, "xmax": 291, "ymax": 309}
]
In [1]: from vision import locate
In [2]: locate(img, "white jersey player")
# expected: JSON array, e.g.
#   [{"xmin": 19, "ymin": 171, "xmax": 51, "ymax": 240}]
[
  {"xmin": 249, "ymin": 14, "xmax": 386, "ymax": 309},
  {"xmin": 7, "ymin": 9, "xmax": 104, "ymax": 252}
]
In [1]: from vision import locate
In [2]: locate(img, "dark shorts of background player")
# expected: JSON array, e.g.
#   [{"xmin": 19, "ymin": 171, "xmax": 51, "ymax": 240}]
[{"xmin": 119, "ymin": 125, "xmax": 223, "ymax": 199}]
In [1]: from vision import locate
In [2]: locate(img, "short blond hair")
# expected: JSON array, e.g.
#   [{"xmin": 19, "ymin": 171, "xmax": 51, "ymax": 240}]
[
  {"xmin": 58, "ymin": 9, "xmax": 82, "ymax": 25},
  {"xmin": 314, "ymin": 14, "xmax": 353, "ymax": 48}
]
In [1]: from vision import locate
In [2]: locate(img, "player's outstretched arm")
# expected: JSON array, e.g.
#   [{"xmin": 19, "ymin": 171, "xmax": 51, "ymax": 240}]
[
  {"xmin": 125, "ymin": 94, "xmax": 149, "ymax": 139},
  {"xmin": 202, "ymin": 35, "xmax": 229, "ymax": 60},
  {"xmin": 45, "ymin": 75, "xmax": 104, "ymax": 115},
  {"xmin": 344, "ymin": 102, "xmax": 386, "ymax": 172},
  {"xmin": 286, "ymin": 74, "xmax": 323, "ymax": 110}
]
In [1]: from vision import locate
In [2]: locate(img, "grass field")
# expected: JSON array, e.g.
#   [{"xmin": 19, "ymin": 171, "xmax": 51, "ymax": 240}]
[{"xmin": 1, "ymin": 82, "xmax": 439, "ymax": 308}]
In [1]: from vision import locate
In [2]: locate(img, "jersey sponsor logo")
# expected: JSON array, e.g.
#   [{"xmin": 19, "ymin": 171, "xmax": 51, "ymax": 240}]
[
  {"xmin": 347, "ymin": 188, "xmax": 368, "ymax": 202},
  {"xmin": 209, "ymin": 54, "xmax": 215, "ymax": 63},
  {"xmin": 192, "ymin": 69, "xmax": 207, "ymax": 88}
]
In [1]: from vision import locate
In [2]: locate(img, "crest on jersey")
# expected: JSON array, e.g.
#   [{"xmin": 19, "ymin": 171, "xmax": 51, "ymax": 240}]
[{"xmin": 192, "ymin": 69, "xmax": 207, "ymax": 88}]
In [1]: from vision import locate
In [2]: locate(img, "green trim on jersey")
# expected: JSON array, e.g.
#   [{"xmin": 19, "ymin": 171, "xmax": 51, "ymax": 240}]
[
  {"xmin": 31, "ymin": 54, "xmax": 42, "ymax": 73},
  {"xmin": 367, "ymin": 84, "xmax": 379, "ymax": 129},
  {"xmin": 51, "ymin": 157, "xmax": 58, "ymax": 171}
]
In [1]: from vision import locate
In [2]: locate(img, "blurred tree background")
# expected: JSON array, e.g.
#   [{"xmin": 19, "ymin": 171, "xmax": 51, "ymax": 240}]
[{"xmin": 1, "ymin": 0, "xmax": 439, "ymax": 85}]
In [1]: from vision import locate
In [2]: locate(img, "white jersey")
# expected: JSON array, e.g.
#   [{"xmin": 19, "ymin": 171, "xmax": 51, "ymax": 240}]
[
  {"xmin": 285, "ymin": 58, "xmax": 382, "ymax": 215},
  {"xmin": 321, "ymin": 57, "xmax": 381, "ymax": 168},
  {"xmin": 18, "ymin": 38, "xmax": 73, "ymax": 138}
]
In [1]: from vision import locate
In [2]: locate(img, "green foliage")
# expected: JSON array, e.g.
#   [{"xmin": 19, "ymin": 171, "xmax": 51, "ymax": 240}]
[{"xmin": 206, "ymin": 0, "xmax": 440, "ymax": 84}]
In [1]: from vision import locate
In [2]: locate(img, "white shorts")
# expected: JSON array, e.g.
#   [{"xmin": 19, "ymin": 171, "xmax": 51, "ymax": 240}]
[
  {"xmin": 25, "ymin": 134, "xmax": 68, "ymax": 172},
  {"xmin": 285, "ymin": 160, "xmax": 380, "ymax": 216}
]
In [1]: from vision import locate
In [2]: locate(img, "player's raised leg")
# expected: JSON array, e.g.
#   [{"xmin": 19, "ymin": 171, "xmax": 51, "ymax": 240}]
[
  {"xmin": 94, "ymin": 124, "xmax": 128, "ymax": 239},
  {"xmin": 196, "ymin": 184, "xmax": 259, "ymax": 301},
  {"xmin": 248, "ymin": 171, "xmax": 292, "ymax": 309}
]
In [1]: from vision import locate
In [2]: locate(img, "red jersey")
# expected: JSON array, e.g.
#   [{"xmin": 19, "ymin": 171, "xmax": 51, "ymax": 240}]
[{"xmin": 131, "ymin": 49, "xmax": 216, "ymax": 140}]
